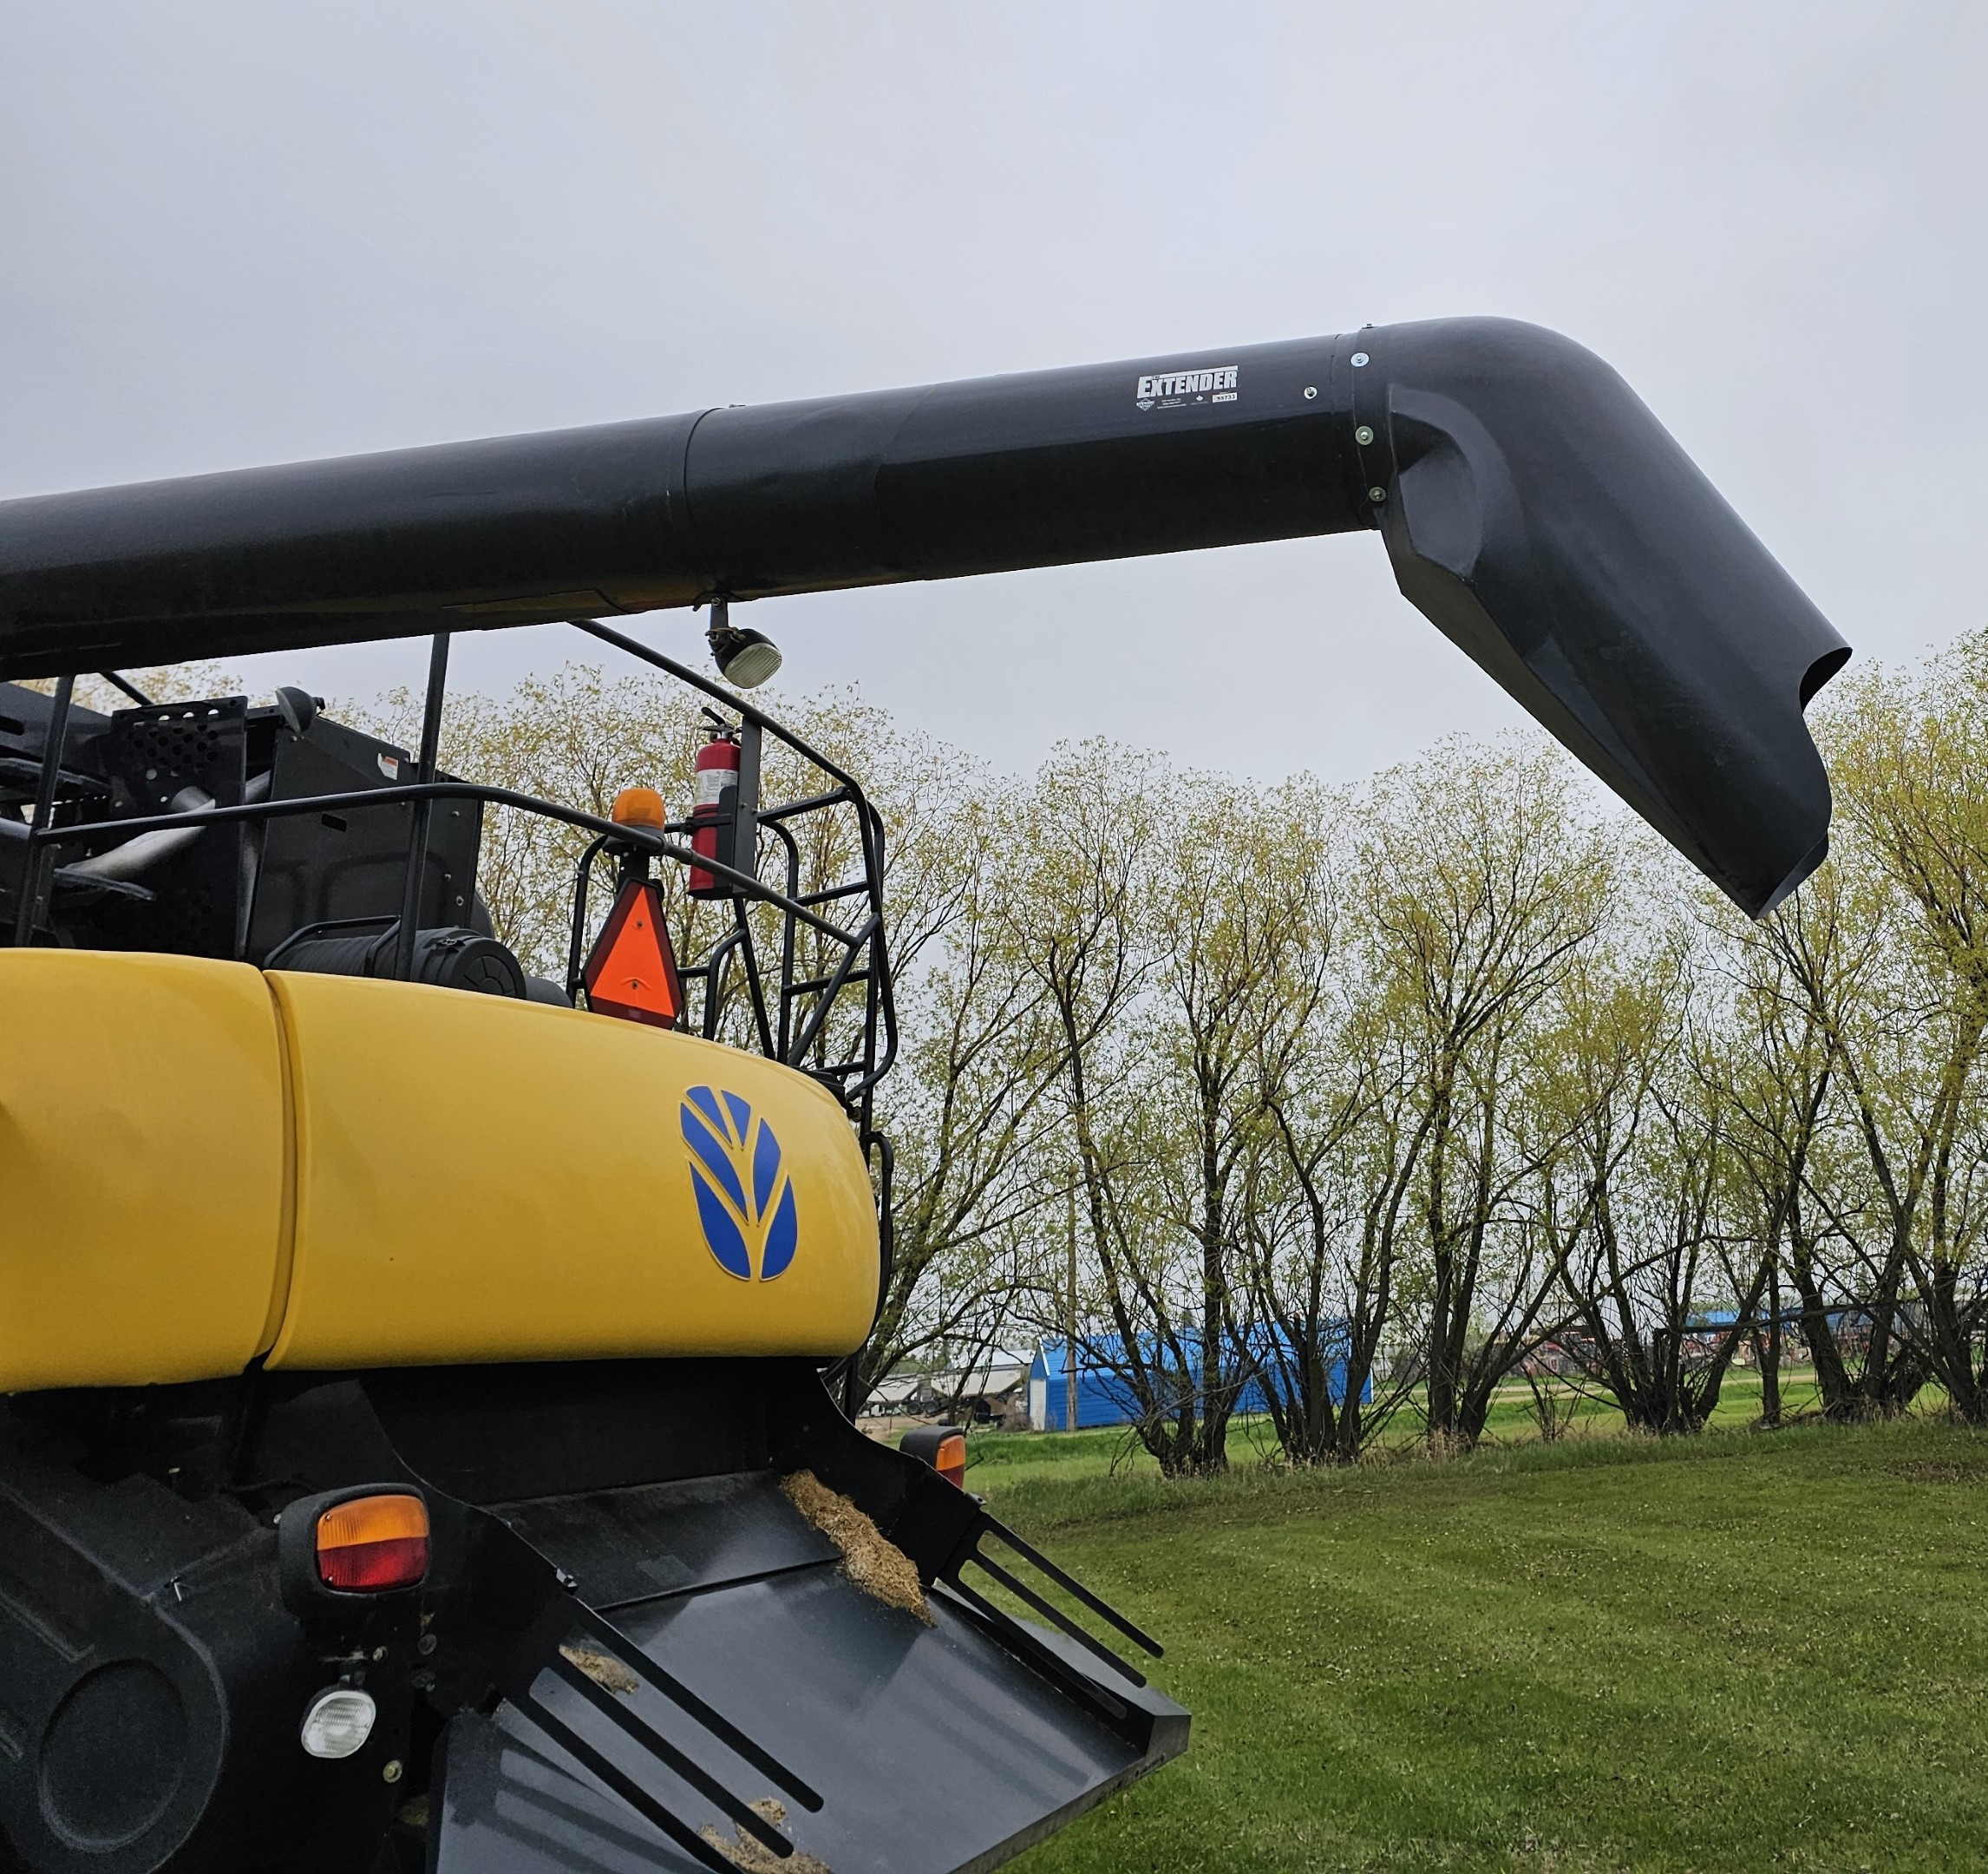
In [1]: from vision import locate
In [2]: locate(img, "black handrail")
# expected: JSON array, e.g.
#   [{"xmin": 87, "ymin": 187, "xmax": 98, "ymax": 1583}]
[
  {"xmin": 29, "ymin": 779, "xmax": 860, "ymax": 946},
  {"xmin": 565, "ymin": 618, "xmax": 899, "ymax": 1105}
]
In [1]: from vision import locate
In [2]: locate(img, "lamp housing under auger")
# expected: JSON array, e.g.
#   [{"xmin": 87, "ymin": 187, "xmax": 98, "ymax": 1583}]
[{"xmin": 706, "ymin": 597, "xmax": 783, "ymax": 689}]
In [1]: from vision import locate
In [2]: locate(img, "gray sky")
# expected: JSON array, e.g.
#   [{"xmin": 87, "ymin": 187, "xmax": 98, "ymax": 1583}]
[{"xmin": 2, "ymin": 1, "xmax": 1980, "ymax": 783}]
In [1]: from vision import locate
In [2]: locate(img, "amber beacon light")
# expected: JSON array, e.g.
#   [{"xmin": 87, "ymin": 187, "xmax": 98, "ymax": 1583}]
[{"xmin": 610, "ymin": 786, "xmax": 667, "ymax": 831}]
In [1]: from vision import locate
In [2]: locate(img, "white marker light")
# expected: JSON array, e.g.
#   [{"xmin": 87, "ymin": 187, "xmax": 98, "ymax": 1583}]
[{"xmin": 299, "ymin": 1687, "xmax": 377, "ymax": 1760}]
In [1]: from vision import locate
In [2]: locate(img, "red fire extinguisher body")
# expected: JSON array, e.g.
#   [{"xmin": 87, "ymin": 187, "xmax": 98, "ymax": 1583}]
[{"xmin": 689, "ymin": 733, "xmax": 739, "ymax": 896}]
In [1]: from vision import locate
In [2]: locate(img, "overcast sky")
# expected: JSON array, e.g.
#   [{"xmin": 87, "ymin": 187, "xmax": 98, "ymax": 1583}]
[{"xmin": 2, "ymin": 1, "xmax": 1980, "ymax": 783}]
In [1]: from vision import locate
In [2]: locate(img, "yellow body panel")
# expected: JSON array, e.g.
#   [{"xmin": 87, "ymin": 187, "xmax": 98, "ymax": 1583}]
[
  {"xmin": 0, "ymin": 953, "xmax": 878, "ymax": 1391},
  {"xmin": 0, "ymin": 952, "xmax": 287, "ymax": 1390},
  {"xmin": 261, "ymin": 971, "xmax": 879, "ymax": 1370}
]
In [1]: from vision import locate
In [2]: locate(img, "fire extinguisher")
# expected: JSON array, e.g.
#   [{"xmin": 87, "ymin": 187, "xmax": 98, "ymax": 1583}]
[{"xmin": 689, "ymin": 729, "xmax": 739, "ymax": 897}]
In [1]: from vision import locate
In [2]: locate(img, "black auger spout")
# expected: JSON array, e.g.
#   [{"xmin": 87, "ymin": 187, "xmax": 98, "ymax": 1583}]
[{"xmin": 0, "ymin": 316, "xmax": 1847, "ymax": 914}]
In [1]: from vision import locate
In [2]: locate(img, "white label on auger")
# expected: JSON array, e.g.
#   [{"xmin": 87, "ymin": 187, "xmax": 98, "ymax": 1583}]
[
  {"xmin": 696, "ymin": 767, "xmax": 736, "ymax": 806},
  {"xmin": 1135, "ymin": 364, "xmax": 1238, "ymax": 410}
]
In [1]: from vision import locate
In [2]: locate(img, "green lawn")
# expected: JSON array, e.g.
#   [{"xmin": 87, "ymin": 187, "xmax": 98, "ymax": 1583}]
[{"xmin": 966, "ymin": 1410, "xmax": 1988, "ymax": 1873}]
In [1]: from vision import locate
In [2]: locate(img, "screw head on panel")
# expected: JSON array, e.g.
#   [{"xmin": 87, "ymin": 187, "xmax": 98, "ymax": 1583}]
[
  {"xmin": 1368, "ymin": 487, "xmax": 1388, "ymax": 503},
  {"xmin": 1354, "ymin": 425, "xmax": 1375, "ymax": 446},
  {"xmin": 1350, "ymin": 352, "xmax": 1370, "ymax": 367}
]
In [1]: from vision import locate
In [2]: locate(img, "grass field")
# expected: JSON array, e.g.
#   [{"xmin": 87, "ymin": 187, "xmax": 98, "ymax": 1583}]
[{"xmin": 965, "ymin": 1402, "xmax": 1988, "ymax": 1872}]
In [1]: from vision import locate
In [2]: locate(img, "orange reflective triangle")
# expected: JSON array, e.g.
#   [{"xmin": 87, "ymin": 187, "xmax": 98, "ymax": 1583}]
[{"xmin": 582, "ymin": 880, "xmax": 683, "ymax": 1028}]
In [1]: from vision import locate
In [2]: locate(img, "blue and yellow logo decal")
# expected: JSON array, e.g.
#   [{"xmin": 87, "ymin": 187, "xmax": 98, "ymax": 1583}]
[{"xmin": 680, "ymin": 1085, "xmax": 799, "ymax": 1282}]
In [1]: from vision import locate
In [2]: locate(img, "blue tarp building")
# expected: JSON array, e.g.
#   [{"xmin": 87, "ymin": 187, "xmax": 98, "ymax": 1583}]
[{"xmin": 1027, "ymin": 1329, "xmax": 1369, "ymax": 1432}]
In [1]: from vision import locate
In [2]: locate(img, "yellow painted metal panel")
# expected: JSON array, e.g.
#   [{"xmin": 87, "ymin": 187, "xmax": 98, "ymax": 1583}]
[
  {"xmin": 263, "ymin": 973, "xmax": 879, "ymax": 1369},
  {"xmin": 0, "ymin": 953, "xmax": 287, "ymax": 1390}
]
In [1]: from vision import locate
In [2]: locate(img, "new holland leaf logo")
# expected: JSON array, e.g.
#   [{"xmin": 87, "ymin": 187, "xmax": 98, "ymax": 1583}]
[{"xmin": 680, "ymin": 1085, "xmax": 799, "ymax": 1282}]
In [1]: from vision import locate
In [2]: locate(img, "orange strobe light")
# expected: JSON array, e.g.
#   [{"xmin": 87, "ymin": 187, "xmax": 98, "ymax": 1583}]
[
  {"xmin": 315, "ymin": 1492, "xmax": 430, "ymax": 1592},
  {"xmin": 935, "ymin": 1432, "xmax": 968, "ymax": 1488},
  {"xmin": 611, "ymin": 786, "xmax": 668, "ymax": 831}
]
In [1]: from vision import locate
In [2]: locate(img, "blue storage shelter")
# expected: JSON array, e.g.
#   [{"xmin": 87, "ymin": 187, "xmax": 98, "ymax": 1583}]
[{"xmin": 1028, "ymin": 1328, "xmax": 1368, "ymax": 1432}]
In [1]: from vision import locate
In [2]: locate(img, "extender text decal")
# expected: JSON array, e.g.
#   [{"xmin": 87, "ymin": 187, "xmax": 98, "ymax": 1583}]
[{"xmin": 1135, "ymin": 365, "xmax": 1239, "ymax": 410}]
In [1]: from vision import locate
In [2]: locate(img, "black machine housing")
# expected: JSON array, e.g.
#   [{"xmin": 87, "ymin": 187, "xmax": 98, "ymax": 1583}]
[
  {"xmin": 0, "ymin": 1359, "xmax": 1181, "ymax": 1874},
  {"xmin": 0, "ymin": 684, "xmax": 485, "ymax": 973}
]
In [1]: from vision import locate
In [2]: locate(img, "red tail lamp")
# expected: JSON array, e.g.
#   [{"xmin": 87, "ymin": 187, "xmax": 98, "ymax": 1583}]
[
  {"xmin": 899, "ymin": 1425, "xmax": 969, "ymax": 1489},
  {"xmin": 315, "ymin": 1491, "xmax": 431, "ymax": 1592}
]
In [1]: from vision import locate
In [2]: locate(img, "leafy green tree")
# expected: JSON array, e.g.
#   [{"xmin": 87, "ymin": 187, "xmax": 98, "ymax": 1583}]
[{"xmin": 1358, "ymin": 737, "xmax": 1612, "ymax": 1449}]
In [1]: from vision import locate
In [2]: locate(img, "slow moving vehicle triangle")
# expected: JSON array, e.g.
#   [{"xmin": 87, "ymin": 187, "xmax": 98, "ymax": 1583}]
[{"xmin": 582, "ymin": 878, "xmax": 683, "ymax": 1026}]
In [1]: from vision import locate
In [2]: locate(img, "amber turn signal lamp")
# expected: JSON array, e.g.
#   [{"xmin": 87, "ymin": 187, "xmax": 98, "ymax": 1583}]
[
  {"xmin": 315, "ymin": 1491, "xmax": 431, "ymax": 1592},
  {"xmin": 611, "ymin": 786, "xmax": 667, "ymax": 831},
  {"xmin": 899, "ymin": 1424, "xmax": 970, "ymax": 1489}
]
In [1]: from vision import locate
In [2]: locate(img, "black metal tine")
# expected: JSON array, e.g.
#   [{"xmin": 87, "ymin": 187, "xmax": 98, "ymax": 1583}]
[
  {"xmin": 943, "ymin": 1578, "xmax": 1128, "ymax": 1725},
  {"xmin": 547, "ymin": 1653, "xmax": 797, "ymax": 1858},
  {"xmin": 573, "ymin": 1606, "xmax": 824, "ymax": 1811},
  {"xmin": 962, "ymin": 1550, "xmax": 1147, "ymax": 1687},
  {"xmin": 974, "ymin": 1515, "xmax": 1164, "ymax": 1657},
  {"xmin": 509, "ymin": 1683, "xmax": 755, "ymax": 1874}
]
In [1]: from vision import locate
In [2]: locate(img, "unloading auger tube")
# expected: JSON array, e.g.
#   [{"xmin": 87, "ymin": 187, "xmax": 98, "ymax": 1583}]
[{"xmin": 0, "ymin": 316, "xmax": 1849, "ymax": 915}]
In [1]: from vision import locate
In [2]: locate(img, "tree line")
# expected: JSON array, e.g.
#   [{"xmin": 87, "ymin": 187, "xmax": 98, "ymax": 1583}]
[{"xmin": 403, "ymin": 631, "xmax": 1988, "ymax": 1474}]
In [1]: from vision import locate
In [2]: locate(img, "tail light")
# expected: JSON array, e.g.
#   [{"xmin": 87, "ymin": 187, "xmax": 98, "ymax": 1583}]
[
  {"xmin": 315, "ymin": 1491, "xmax": 430, "ymax": 1592},
  {"xmin": 900, "ymin": 1425, "xmax": 969, "ymax": 1489}
]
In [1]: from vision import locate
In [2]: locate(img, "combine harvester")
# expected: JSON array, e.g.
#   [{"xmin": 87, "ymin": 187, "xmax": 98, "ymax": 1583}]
[{"xmin": 0, "ymin": 318, "xmax": 1845, "ymax": 1872}]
